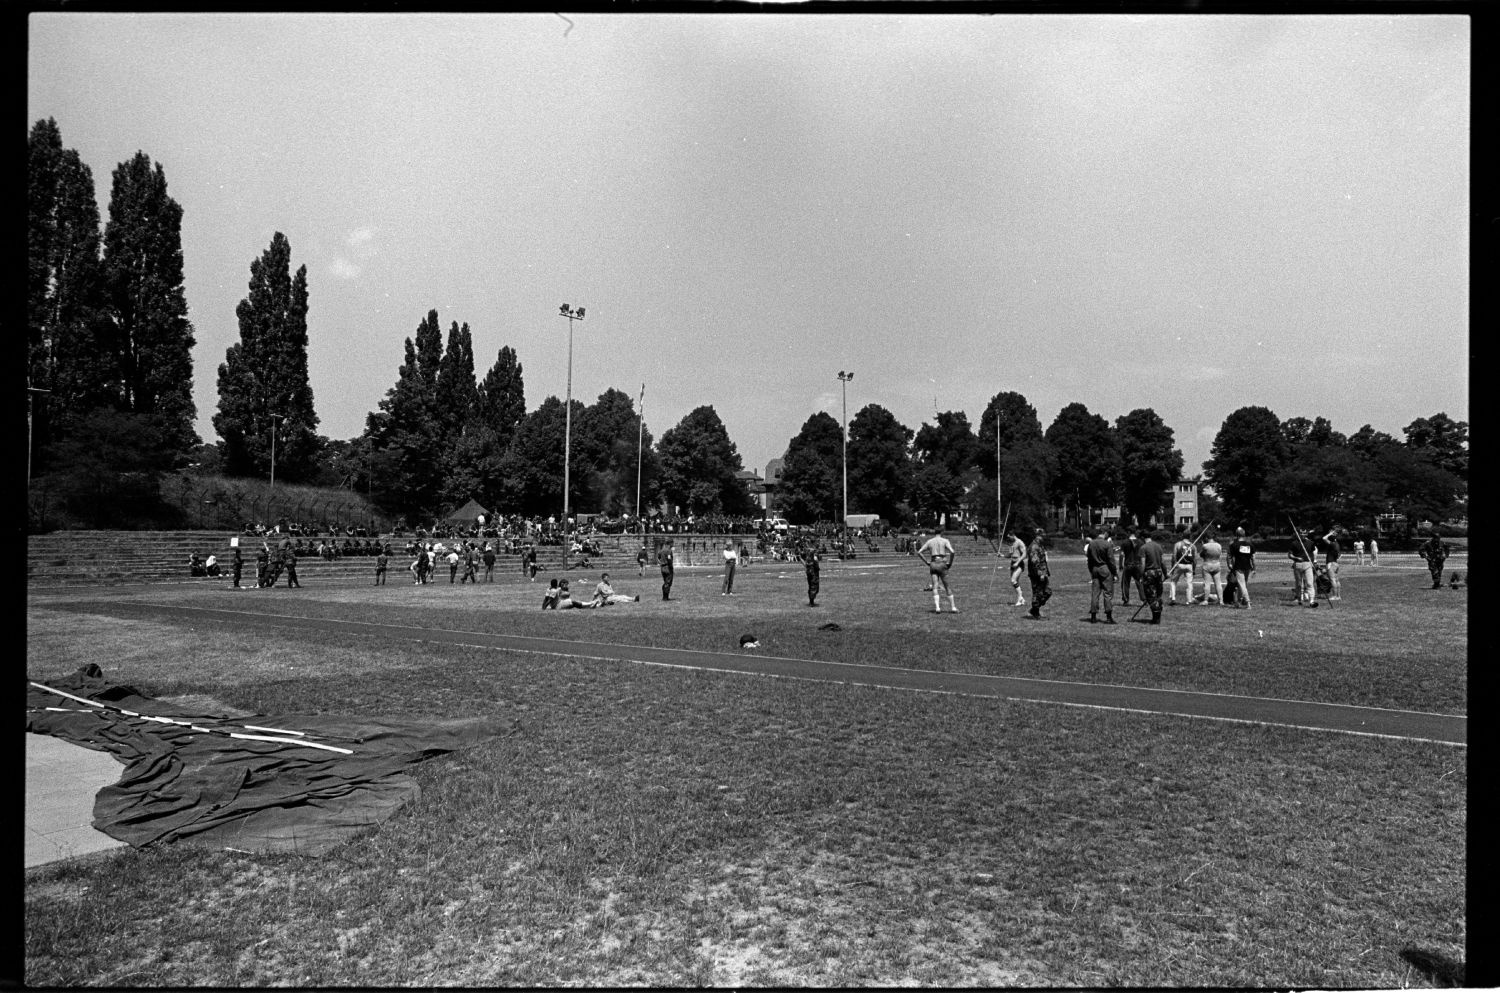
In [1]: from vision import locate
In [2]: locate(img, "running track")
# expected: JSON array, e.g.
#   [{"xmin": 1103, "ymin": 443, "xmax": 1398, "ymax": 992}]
[{"xmin": 38, "ymin": 599, "xmax": 1465, "ymax": 747}]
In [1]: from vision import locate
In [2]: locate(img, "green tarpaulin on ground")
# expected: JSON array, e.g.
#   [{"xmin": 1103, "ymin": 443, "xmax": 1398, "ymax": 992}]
[{"xmin": 25, "ymin": 672, "xmax": 502, "ymax": 857}]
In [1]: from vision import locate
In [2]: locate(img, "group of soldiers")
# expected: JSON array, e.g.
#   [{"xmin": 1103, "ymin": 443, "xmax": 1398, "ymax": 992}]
[{"xmin": 224, "ymin": 541, "xmax": 302, "ymax": 589}]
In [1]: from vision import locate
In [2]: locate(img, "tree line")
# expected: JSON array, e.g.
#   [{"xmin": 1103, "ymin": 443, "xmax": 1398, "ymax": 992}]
[{"xmin": 28, "ymin": 119, "xmax": 1468, "ymax": 533}]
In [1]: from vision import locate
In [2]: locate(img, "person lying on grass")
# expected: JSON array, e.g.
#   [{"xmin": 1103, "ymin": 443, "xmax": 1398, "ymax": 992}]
[{"xmin": 592, "ymin": 573, "xmax": 640, "ymax": 606}]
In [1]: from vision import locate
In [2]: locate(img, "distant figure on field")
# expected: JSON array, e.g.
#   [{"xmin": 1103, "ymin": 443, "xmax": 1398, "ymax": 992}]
[
  {"xmin": 1320, "ymin": 529, "xmax": 1342, "ymax": 600},
  {"xmin": 1369, "ymin": 537, "xmax": 1379, "ymax": 566},
  {"xmin": 658, "ymin": 540, "xmax": 676, "ymax": 601},
  {"xmin": 721, "ymin": 542, "xmax": 738, "ymax": 595},
  {"xmin": 1418, "ymin": 532, "xmax": 1449, "ymax": 590},
  {"xmin": 375, "ymin": 548, "xmax": 388, "ymax": 585},
  {"xmin": 1353, "ymin": 537, "xmax": 1366, "ymax": 566},
  {"xmin": 801, "ymin": 543, "xmax": 821, "ymax": 607},
  {"xmin": 231, "ymin": 545, "xmax": 244, "ymax": 589},
  {"xmin": 542, "ymin": 579, "xmax": 561, "ymax": 609},
  {"xmin": 1119, "ymin": 531, "xmax": 1144, "ymax": 606},
  {"xmin": 593, "ymin": 573, "xmax": 639, "ymax": 605}
]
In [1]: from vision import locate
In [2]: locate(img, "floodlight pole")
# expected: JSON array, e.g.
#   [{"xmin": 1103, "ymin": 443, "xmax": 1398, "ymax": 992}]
[
  {"xmin": 636, "ymin": 383, "xmax": 645, "ymax": 534},
  {"xmin": 27, "ymin": 384, "xmax": 51, "ymax": 486},
  {"xmin": 838, "ymin": 371, "xmax": 853, "ymax": 545},
  {"xmin": 268, "ymin": 413, "xmax": 285, "ymax": 489},
  {"xmin": 559, "ymin": 304, "xmax": 585, "ymax": 541}
]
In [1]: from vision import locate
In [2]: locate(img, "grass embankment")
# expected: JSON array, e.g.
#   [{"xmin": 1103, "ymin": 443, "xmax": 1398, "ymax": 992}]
[{"xmin": 24, "ymin": 558, "xmax": 1467, "ymax": 987}]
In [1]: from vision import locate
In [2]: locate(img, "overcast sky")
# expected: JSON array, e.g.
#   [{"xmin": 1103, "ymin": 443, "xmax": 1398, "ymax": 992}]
[{"xmin": 28, "ymin": 12, "xmax": 1468, "ymax": 479}]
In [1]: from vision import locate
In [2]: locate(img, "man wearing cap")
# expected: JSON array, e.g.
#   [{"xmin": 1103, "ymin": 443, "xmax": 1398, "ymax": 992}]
[
  {"xmin": 1228, "ymin": 527, "xmax": 1256, "ymax": 608},
  {"xmin": 917, "ymin": 525, "xmax": 958, "ymax": 613},
  {"xmin": 1026, "ymin": 528, "xmax": 1052, "ymax": 619},
  {"xmin": 1085, "ymin": 525, "xmax": 1117, "ymax": 623},
  {"xmin": 657, "ymin": 539, "xmax": 676, "ymax": 600}
]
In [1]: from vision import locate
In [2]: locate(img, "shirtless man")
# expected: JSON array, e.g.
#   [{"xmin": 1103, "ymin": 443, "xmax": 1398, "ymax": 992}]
[{"xmin": 918, "ymin": 525, "xmax": 957, "ymax": 613}]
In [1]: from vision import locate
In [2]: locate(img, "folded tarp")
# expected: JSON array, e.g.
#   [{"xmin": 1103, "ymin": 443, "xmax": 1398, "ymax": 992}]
[{"xmin": 26, "ymin": 672, "xmax": 502, "ymax": 857}]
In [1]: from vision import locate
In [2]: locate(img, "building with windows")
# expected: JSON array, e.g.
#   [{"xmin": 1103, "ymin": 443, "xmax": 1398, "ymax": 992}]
[{"xmin": 1170, "ymin": 479, "xmax": 1198, "ymax": 528}]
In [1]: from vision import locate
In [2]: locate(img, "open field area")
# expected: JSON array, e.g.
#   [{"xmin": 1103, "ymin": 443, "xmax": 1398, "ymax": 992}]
[{"xmin": 26, "ymin": 551, "xmax": 1468, "ymax": 986}]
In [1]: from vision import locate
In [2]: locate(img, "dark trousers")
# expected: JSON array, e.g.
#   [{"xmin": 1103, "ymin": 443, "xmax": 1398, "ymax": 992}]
[{"xmin": 661, "ymin": 569, "xmax": 674, "ymax": 600}]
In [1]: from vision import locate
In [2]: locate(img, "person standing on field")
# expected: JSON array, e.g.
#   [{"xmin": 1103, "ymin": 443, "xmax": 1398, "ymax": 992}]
[
  {"xmin": 801, "ymin": 541, "xmax": 821, "ymax": 607},
  {"xmin": 1353, "ymin": 537, "xmax": 1366, "ymax": 566},
  {"xmin": 1418, "ymin": 531, "xmax": 1449, "ymax": 590},
  {"xmin": 657, "ymin": 539, "xmax": 675, "ymax": 601},
  {"xmin": 1228, "ymin": 527, "xmax": 1256, "ymax": 608},
  {"xmin": 721, "ymin": 541, "xmax": 739, "ymax": 595},
  {"xmin": 482, "ymin": 542, "xmax": 496, "ymax": 582},
  {"xmin": 1138, "ymin": 531, "xmax": 1166, "ymax": 624},
  {"xmin": 1320, "ymin": 529, "xmax": 1342, "ymax": 600},
  {"xmin": 637, "ymin": 545, "xmax": 649, "ymax": 576},
  {"xmin": 1289, "ymin": 530, "xmax": 1316, "ymax": 606},
  {"xmin": 1085, "ymin": 525, "xmax": 1117, "ymax": 624},
  {"xmin": 918, "ymin": 525, "xmax": 958, "ymax": 613},
  {"xmin": 1369, "ymin": 536, "xmax": 1379, "ymax": 566},
  {"xmin": 375, "ymin": 547, "xmax": 388, "ymax": 586},
  {"xmin": 231, "ymin": 545, "xmax": 244, "ymax": 589},
  {"xmin": 1169, "ymin": 529, "xmax": 1197, "ymax": 605},
  {"xmin": 1119, "ymin": 530, "xmax": 1144, "ymax": 606},
  {"xmin": 1026, "ymin": 528, "xmax": 1052, "ymax": 620},
  {"xmin": 1005, "ymin": 529, "xmax": 1028, "ymax": 607},
  {"xmin": 255, "ymin": 544, "xmax": 270, "ymax": 588},
  {"xmin": 1199, "ymin": 530, "xmax": 1225, "ymax": 604}
]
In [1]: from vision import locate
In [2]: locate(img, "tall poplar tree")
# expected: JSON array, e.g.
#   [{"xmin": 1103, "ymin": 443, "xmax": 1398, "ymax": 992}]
[
  {"xmin": 213, "ymin": 232, "xmax": 320, "ymax": 481},
  {"xmin": 363, "ymin": 312, "xmax": 447, "ymax": 519},
  {"xmin": 100, "ymin": 151, "xmax": 198, "ymax": 461},
  {"xmin": 1114, "ymin": 408, "xmax": 1184, "ymax": 528},
  {"xmin": 27, "ymin": 118, "xmax": 108, "ymax": 462}
]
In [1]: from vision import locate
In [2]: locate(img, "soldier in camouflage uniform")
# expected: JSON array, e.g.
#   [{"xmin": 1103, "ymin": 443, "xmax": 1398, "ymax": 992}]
[
  {"xmin": 1138, "ymin": 531, "xmax": 1166, "ymax": 624},
  {"xmin": 1418, "ymin": 532, "xmax": 1449, "ymax": 590},
  {"xmin": 1026, "ymin": 528, "xmax": 1053, "ymax": 620},
  {"xmin": 801, "ymin": 540, "xmax": 821, "ymax": 607}
]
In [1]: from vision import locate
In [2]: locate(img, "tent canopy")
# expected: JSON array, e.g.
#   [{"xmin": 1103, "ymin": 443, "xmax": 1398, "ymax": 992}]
[{"xmin": 446, "ymin": 498, "xmax": 492, "ymax": 523}]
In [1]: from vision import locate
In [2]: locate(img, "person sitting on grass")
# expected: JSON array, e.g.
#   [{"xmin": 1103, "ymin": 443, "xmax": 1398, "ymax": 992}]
[
  {"xmin": 558, "ymin": 579, "xmax": 596, "ymax": 609},
  {"xmin": 592, "ymin": 573, "xmax": 640, "ymax": 606},
  {"xmin": 542, "ymin": 579, "xmax": 561, "ymax": 609}
]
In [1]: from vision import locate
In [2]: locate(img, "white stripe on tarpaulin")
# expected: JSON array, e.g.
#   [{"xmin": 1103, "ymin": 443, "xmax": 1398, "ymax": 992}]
[{"xmin": 27, "ymin": 681, "xmax": 354, "ymax": 755}]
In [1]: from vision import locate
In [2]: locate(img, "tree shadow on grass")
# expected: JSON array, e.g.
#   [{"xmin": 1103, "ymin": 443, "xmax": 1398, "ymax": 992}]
[{"xmin": 1399, "ymin": 947, "xmax": 1465, "ymax": 987}]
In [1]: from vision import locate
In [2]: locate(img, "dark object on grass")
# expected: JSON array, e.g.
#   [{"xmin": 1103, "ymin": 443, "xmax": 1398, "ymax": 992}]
[
  {"xmin": 1399, "ymin": 947, "xmax": 1465, "ymax": 987},
  {"xmin": 76, "ymin": 663, "xmax": 103, "ymax": 679},
  {"xmin": 26, "ymin": 671, "xmax": 500, "ymax": 857},
  {"xmin": 818, "ymin": 622, "xmax": 842, "ymax": 632},
  {"xmin": 739, "ymin": 633, "xmax": 761, "ymax": 648},
  {"xmin": 1449, "ymin": 571, "xmax": 1462, "ymax": 589}
]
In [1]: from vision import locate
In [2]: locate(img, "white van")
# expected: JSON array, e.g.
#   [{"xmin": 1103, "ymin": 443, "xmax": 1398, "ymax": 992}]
[{"xmin": 765, "ymin": 517, "xmax": 790, "ymax": 532}]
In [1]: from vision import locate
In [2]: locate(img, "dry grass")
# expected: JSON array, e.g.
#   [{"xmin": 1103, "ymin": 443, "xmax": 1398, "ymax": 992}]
[{"xmin": 24, "ymin": 556, "xmax": 1467, "ymax": 986}]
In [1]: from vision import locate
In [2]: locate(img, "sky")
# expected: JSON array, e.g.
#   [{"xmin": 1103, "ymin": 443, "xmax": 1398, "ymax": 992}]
[{"xmin": 28, "ymin": 12, "xmax": 1469, "ymax": 480}]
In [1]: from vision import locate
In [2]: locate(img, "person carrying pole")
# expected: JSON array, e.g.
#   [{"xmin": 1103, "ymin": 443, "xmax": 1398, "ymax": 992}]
[{"xmin": 1288, "ymin": 517, "xmax": 1319, "ymax": 607}]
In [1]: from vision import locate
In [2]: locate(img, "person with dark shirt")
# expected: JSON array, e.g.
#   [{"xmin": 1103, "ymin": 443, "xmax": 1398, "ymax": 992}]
[
  {"xmin": 801, "ymin": 542, "xmax": 821, "ymax": 607},
  {"xmin": 1119, "ymin": 531, "xmax": 1144, "ymax": 606},
  {"xmin": 1320, "ymin": 529, "xmax": 1342, "ymax": 600},
  {"xmin": 1085, "ymin": 526, "xmax": 1117, "ymax": 624},
  {"xmin": 1138, "ymin": 531, "xmax": 1166, "ymax": 624},
  {"xmin": 255, "ymin": 544, "xmax": 270, "ymax": 588},
  {"xmin": 657, "ymin": 539, "xmax": 675, "ymax": 601},
  {"xmin": 483, "ymin": 542, "xmax": 497, "ymax": 582},
  {"xmin": 284, "ymin": 547, "xmax": 301, "ymax": 588},
  {"xmin": 1418, "ymin": 532, "xmax": 1449, "ymax": 590},
  {"xmin": 231, "ymin": 545, "xmax": 244, "ymax": 589},
  {"xmin": 375, "ymin": 548, "xmax": 389, "ymax": 586},
  {"xmin": 1228, "ymin": 528, "xmax": 1256, "ymax": 609}
]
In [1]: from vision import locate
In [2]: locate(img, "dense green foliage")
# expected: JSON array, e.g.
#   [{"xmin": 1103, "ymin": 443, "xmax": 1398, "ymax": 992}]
[{"xmin": 214, "ymin": 233, "xmax": 320, "ymax": 483}]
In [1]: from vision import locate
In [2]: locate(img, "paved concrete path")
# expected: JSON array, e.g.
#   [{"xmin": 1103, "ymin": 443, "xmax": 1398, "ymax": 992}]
[
  {"xmin": 25, "ymin": 733, "xmax": 128, "ymax": 869},
  {"xmin": 39, "ymin": 599, "xmax": 1466, "ymax": 747}
]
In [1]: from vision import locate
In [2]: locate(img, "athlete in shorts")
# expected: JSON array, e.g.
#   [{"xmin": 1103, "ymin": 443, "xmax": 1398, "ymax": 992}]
[
  {"xmin": 1005, "ymin": 529, "xmax": 1028, "ymax": 607},
  {"xmin": 918, "ymin": 526, "xmax": 957, "ymax": 613},
  {"xmin": 1199, "ymin": 531, "xmax": 1225, "ymax": 604}
]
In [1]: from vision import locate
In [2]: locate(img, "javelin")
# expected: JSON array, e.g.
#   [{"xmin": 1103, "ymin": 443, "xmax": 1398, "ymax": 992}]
[
  {"xmin": 987, "ymin": 503, "xmax": 1011, "ymax": 596},
  {"xmin": 1131, "ymin": 519, "xmax": 1216, "ymax": 622}
]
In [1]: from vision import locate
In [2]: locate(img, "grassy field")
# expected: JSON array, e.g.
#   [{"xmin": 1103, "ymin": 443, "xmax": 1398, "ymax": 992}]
[{"xmin": 25, "ymin": 552, "xmax": 1467, "ymax": 986}]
